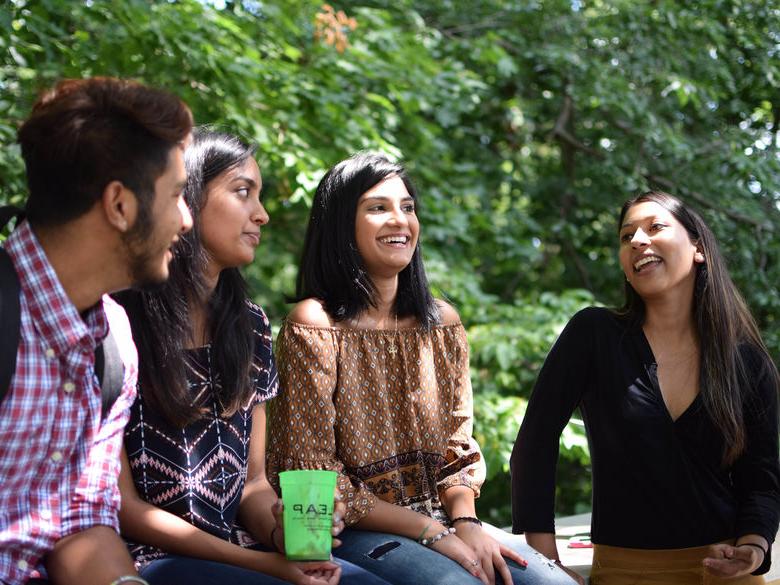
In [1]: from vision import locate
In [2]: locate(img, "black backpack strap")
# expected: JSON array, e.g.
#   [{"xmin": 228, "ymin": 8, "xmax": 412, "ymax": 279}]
[
  {"xmin": 0, "ymin": 247, "xmax": 21, "ymax": 403},
  {"xmin": 1, "ymin": 206, "xmax": 125, "ymax": 416},
  {"xmin": 96, "ymin": 328, "xmax": 124, "ymax": 420}
]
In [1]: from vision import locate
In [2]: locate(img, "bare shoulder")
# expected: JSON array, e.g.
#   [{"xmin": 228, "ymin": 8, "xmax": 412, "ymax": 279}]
[
  {"xmin": 435, "ymin": 299, "xmax": 462, "ymax": 326},
  {"xmin": 286, "ymin": 298, "xmax": 334, "ymax": 327}
]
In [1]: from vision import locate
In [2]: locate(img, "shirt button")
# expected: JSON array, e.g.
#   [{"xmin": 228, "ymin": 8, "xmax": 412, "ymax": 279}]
[
  {"xmin": 63, "ymin": 381, "xmax": 75, "ymax": 393},
  {"xmin": 45, "ymin": 348, "xmax": 56, "ymax": 359},
  {"xmin": 50, "ymin": 451, "xmax": 63, "ymax": 463},
  {"xmin": 17, "ymin": 559, "xmax": 28, "ymax": 570}
]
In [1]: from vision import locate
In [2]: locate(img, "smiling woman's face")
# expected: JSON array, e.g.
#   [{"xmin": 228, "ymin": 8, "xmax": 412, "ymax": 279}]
[
  {"xmin": 354, "ymin": 175, "xmax": 419, "ymax": 281},
  {"xmin": 618, "ymin": 200, "xmax": 703, "ymax": 301}
]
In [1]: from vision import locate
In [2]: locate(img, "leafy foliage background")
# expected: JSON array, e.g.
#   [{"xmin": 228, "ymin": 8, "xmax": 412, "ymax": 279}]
[{"xmin": 2, "ymin": 0, "xmax": 778, "ymax": 525}]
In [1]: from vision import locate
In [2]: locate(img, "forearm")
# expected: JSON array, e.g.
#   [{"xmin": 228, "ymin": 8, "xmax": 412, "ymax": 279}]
[
  {"xmin": 45, "ymin": 525, "xmax": 137, "ymax": 585},
  {"xmin": 352, "ymin": 498, "xmax": 446, "ymax": 540},
  {"xmin": 119, "ymin": 494, "xmax": 276, "ymax": 572},
  {"xmin": 736, "ymin": 533, "xmax": 770, "ymax": 572},
  {"xmin": 736, "ymin": 533, "xmax": 769, "ymax": 550},
  {"xmin": 238, "ymin": 476, "xmax": 280, "ymax": 548},
  {"xmin": 525, "ymin": 532, "xmax": 560, "ymax": 560},
  {"xmin": 439, "ymin": 485, "xmax": 477, "ymax": 519}
]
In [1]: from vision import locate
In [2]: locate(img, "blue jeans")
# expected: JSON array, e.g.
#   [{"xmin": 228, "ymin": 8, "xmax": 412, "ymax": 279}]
[
  {"xmin": 140, "ymin": 554, "xmax": 391, "ymax": 585},
  {"xmin": 333, "ymin": 523, "xmax": 576, "ymax": 585}
]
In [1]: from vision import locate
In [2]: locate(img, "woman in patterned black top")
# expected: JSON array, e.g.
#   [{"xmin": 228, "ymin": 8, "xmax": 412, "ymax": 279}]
[{"xmin": 114, "ymin": 130, "xmax": 388, "ymax": 585}]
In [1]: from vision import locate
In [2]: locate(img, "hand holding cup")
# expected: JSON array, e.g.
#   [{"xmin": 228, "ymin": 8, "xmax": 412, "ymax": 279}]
[{"xmin": 277, "ymin": 470, "xmax": 341, "ymax": 561}]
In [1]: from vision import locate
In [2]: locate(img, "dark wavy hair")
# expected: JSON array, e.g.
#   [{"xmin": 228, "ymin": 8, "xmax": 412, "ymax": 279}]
[
  {"xmin": 295, "ymin": 152, "xmax": 438, "ymax": 329},
  {"xmin": 617, "ymin": 190, "xmax": 779, "ymax": 465},
  {"xmin": 114, "ymin": 128, "xmax": 258, "ymax": 427},
  {"xmin": 18, "ymin": 77, "xmax": 192, "ymax": 227}
]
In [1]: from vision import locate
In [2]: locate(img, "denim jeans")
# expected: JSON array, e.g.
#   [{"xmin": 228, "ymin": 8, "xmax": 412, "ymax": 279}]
[
  {"xmin": 333, "ymin": 523, "xmax": 576, "ymax": 585},
  {"xmin": 140, "ymin": 554, "xmax": 391, "ymax": 585}
]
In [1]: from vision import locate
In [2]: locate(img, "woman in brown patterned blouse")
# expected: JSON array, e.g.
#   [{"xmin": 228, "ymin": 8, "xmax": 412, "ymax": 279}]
[{"xmin": 268, "ymin": 152, "xmax": 574, "ymax": 585}]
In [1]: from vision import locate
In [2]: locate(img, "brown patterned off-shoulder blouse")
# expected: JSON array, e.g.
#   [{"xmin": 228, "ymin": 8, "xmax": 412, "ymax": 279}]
[{"xmin": 267, "ymin": 320, "xmax": 485, "ymax": 526}]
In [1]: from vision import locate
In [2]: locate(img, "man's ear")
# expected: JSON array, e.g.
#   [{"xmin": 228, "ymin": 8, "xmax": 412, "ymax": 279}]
[{"xmin": 101, "ymin": 180, "xmax": 137, "ymax": 233}]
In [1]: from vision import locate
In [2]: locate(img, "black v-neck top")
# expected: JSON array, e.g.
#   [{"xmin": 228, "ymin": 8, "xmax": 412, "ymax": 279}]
[{"xmin": 510, "ymin": 307, "xmax": 779, "ymax": 574}]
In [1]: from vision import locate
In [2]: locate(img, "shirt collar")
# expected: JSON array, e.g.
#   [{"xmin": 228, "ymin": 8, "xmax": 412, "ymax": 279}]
[{"xmin": 5, "ymin": 220, "xmax": 108, "ymax": 356}]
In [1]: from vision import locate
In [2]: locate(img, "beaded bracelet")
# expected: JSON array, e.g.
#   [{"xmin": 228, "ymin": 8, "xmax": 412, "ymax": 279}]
[
  {"xmin": 419, "ymin": 527, "xmax": 456, "ymax": 547},
  {"xmin": 451, "ymin": 516, "xmax": 483, "ymax": 527},
  {"xmin": 109, "ymin": 577, "xmax": 150, "ymax": 585}
]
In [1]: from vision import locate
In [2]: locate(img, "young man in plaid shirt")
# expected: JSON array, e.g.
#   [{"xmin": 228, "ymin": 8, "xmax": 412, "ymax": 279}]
[{"xmin": 0, "ymin": 78, "xmax": 193, "ymax": 585}]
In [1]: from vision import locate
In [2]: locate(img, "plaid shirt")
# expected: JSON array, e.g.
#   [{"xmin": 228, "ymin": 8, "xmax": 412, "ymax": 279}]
[{"xmin": 0, "ymin": 221, "xmax": 138, "ymax": 585}]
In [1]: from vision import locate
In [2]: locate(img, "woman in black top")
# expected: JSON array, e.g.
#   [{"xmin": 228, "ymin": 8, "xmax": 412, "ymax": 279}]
[{"xmin": 511, "ymin": 191, "xmax": 779, "ymax": 584}]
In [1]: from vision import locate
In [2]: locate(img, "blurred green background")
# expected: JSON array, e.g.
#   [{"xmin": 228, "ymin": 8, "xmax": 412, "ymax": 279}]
[{"xmin": 2, "ymin": 0, "xmax": 778, "ymax": 526}]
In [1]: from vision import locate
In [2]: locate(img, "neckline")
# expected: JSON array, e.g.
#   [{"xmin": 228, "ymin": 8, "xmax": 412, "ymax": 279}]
[
  {"xmin": 284, "ymin": 319, "xmax": 462, "ymax": 333},
  {"xmin": 635, "ymin": 326, "xmax": 701, "ymax": 424}
]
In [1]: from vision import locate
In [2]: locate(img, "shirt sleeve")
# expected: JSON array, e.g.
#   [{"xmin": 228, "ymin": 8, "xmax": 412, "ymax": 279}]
[
  {"xmin": 60, "ymin": 296, "xmax": 138, "ymax": 537},
  {"xmin": 267, "ymin": 322, "xmax": 377, "ymax": 525},
  {"xmin": 510, "ymin": 307, "xmax": 596, "ymax": 534},
  {"xmin": 436, "ymin": 323, "xmax": 486, "ymax": 497},
  {"xmin": 732, "ymin": 347, "xmax": 780, "ymax": 575}
]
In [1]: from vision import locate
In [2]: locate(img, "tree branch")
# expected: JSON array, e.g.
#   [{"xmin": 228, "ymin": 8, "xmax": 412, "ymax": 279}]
[
  {"xmin": 548, "ymin": 90, "xmax": 595, "ymax": 292},
  {"xmin": 548, "ymin": 95, "xmax": 604, "ymax": 159},
  {"xmin": 645, "ymin": 174, "xmax": 773, "ymax": 230},
  {"xmin": 440, "ymin": 12, "xmax": 512, "ymax": 36}
]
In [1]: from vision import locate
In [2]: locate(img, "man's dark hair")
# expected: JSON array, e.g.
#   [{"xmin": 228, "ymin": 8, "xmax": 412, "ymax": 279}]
[
  {"xmin": 18, "ymin": 77, "xmax": 193, "ymax": 227},
  {"xmin": 295, "ymin": 151, "xmax": 439, "ymax": 329}
]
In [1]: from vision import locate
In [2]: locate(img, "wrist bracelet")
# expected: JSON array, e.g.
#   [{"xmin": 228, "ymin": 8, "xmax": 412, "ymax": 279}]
[
  {"xmin": 450, "ymin": 516, "xmax": 483, "ymax": 527},
  {"xmin": 419, "ymin": 527, "xmax": 456, "ymax": 547},
  {"xmin": 109, "ymin": 577, "xmax": 150, "ymax": 585},
  {"xmin": 417, "ymin": 522, "xmax": 432, "ymax": 542},
  {"xmin": 737, "ymin": 542, "xmax": 767, "ymax": 559}
]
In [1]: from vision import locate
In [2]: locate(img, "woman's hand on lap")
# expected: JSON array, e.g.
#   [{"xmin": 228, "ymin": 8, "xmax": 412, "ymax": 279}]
[
  {"xmin": 291, "ymin": 561, "xmax": 342, "ymax": 585},
  {"xmin": 454, "ymin": 522, "xmax": 527, "ymax": 585},
  {"xmin": 268, "ymin": 554, "xmax": 341, "ymax": 585},
  {"xmin": 429, "ymin": 529, "xmax": 490, "ymax": 585}
]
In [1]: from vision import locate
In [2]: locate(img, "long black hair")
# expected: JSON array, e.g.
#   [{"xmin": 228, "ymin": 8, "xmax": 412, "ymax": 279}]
[
  {"xmin": 114, "ymin": 128, "xmax": 258, "ymax": 427},
  {"xmin": 617, "ymin": 190, "xmax": 779, "ymax": 465},
  {"xmin": 295, "ymin": 152, "xmax": 439, "ymax": 329}
]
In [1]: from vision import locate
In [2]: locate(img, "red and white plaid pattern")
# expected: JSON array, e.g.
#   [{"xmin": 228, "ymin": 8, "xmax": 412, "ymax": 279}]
[{"xmin": 0, "ymin": 221, "xmax": 138, "ymax": 585}]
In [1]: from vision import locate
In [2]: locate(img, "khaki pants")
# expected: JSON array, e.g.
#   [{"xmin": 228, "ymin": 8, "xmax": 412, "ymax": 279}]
[{"xmin": 590, "ymin": 543, "xmax": 765, "ymax": 585}]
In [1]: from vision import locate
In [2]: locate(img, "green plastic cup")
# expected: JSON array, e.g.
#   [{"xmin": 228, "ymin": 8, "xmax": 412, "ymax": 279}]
[{"xmin": 279, "ymin": 469, "xmax": 338, "ymax": 561}]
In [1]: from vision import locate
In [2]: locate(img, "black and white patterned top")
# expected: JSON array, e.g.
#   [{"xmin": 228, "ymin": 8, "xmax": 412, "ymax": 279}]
[{"xmin": 123, "ymin": 301, "xmax": 278, "ymax": 567}]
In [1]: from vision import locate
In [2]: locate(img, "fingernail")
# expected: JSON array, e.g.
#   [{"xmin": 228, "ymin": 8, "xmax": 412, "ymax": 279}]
[
  {"xmin": 333, "ymin": 514, "xmax": 342, "ymax": 523},
  {"xmin": 521, "ymin": 560, "xmax": 528, "ymax": 567}
]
